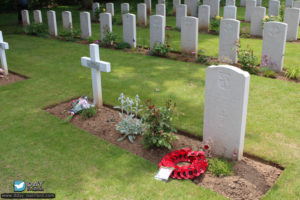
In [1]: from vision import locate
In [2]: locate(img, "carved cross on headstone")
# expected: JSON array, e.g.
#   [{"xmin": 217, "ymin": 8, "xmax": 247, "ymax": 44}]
[
  {"xmin": 0, "ymin": 31, "xmax": 9, "ymax": 75},
  {"xmin": 81, "ymin": 44, "xmax": 111, "ymax": 107}
]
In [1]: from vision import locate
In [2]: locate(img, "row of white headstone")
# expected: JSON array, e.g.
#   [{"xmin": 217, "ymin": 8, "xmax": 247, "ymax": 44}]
[
  {"xmin": 114, "ymin": 8, "xmax": 287, "ymax": 72},
  {"xmin": 21, "ymin": 7, "xmax": 290, "ymax": 73},
  {"xmin": 21, "ymin": 9, "xmax": 92, "ymax": 39},
  {"xmin": 94, "ymin": 1, "xmax": 300, "ymax": 43},
  {"xmin": 81, "ymin": 42, "xmax": 250, "ymax": 161}
]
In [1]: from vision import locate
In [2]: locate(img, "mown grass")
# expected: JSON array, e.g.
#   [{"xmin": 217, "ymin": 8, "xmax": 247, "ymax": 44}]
[{"xmin": 0, "ymin": 3, "xmax": 300, "ymax": 200}]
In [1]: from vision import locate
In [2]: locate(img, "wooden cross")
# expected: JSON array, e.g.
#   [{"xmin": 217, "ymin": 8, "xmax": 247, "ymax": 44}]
[
  {"xmin": 81, "ymin": 44, "xmax": 111, "ymax": 107},
  {"xmin": 0, "ymin": 31, "xmax": 9, "ymax": 75}
]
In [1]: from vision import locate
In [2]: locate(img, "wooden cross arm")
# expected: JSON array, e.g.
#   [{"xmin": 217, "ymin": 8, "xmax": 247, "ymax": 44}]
[
  {"xmin": 0, "ymin": 42, "xmax": 9, "ymax": 50},
  {"xmin": 81, "ymin": 57, "xmax": 111, "ymax": 73}
]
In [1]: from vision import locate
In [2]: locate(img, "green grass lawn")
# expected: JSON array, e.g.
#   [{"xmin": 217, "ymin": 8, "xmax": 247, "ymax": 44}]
[{"xmin": 0, "ymin": 4, "xmax": 300, "ymax": 200}]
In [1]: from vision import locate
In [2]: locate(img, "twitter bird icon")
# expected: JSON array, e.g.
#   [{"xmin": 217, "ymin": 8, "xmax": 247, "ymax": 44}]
[{"xmin": 14, "ymin": 181, "xmax": 26, "ymax": 192}]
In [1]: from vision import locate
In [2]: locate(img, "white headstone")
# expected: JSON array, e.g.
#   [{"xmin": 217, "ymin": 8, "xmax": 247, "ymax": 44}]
[
  {"xmin": 173, "ymin": 0, "xmax": 181, "ymax": 14},
  {"xmin": 198, "ymin": 5, "xmax": 210, "ymax": 31},
  {"xmin": 47, "ymin": 10, "xmax": 57, "ymax": 36},
  {"xmin": 226, "ymin": 0, "xmax": 235, "ymax": 6},
  {"xmin": 80, "ymin": 12, "xmax": 92, "ymax": 39},
  {"xmin": 224, "ymin": 5, "xmax": 237, "ymax": 19},
  {"xmin": 122, "ymin": 13, "xmax": 137, "ymax": 47},
  {"xmin": 81, "ymin": 44, "xmax": 111, "ymax": 108},
  {"xmin": 256, "ymin": 0, "xmax": 261, "ymax": 6},
  {"xmin": 268, "ymin": 0, "xmax": 280, "ymax": 17},
  {"xmin": 190, "ymin": 0, "xmax": 200, "ymax": 17},
  {"xmin": 156, "ymin": 4, "xmax": 166, "ymax": 26},
  {"xmin": 286, "ymin": 0, "xmax": 293, "ymax": 7},
  {"xmin": 92, "ymin": 2, "xmax": 100, "ymax": 21},
  {"xmin": 106, "ymin": 3, "xmax": 114, "ymax": 17},
  {"xmin": 181, "ymin": 16, "xmax": 198, "ymax": 56},
  {"xmin": 62, "ymin": 11, "xmax": 72, "ymax": 30},
  {"xmin": 203, "ymin": 0, "xmax": 220, "ymax": 18},
  {"xmin": 100, "ymin": 13, "xmax": 112, "ymax": 41},
  {"xmin": 203, "ymin": 65, "xmax": 250, "ymax": 161},
  {"xmin": 33, "ymin": 10, "xmax": 42, "ymax": 24},
  {"xmin": 185, "ymin": 0, "xmax": 192, "ymax": 15},
  {"xmin": 138, "ymin": 3, "xmax": 147, "ymax": 26},
  {"xmin": 261, "ymin": 22, "xmax": 287, "ymax": 72},
  {"xmin": 240, "ymin": 0, "xmax": 246, "ymax": 6},
  {"xmin": 0, "ymin": 31, "xmax": 9, "ymax": 75},
  {"xmin": 294, "ymin": 1, "xmax": 300, "ymax": 24},
  {"xmin": 121, "ymin": 3, "xmax": 130, "ymax": 14},
  {"xmin": 219, "ymin": 19, "xmax": 240, "ymax": 64},
  {"xmin": 145, "ymin": 0, "xmax": 152, "ymax": 15},
  {"xmin": 250, "ymin": 6, "xmax": 266, "ymax": 36},
  {"xmin": 245, "ymin": 0, "xmax": 256, "ymax": 22},
  {"xmin": 294, "ymin": 1, "xmax": 300, "ymax": 8},
  {"xmin": 21, "ymin": 10, "xmax": 30, "ymax": 26},
  {"xmin": 176, "ymin": 4, "xmax": 187, "ymax": 29},
  {"xmin": 284, "ymin": 8, "xmax": 300, "ymax": 41},
  {"xmin": 150, "ymin": 15, "xmax": 165, "ymax": 49}
]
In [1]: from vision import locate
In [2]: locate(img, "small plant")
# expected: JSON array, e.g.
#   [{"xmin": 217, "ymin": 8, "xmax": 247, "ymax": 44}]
[
  {"xmin": 210, "ymin": 16, "xmax": 222, "ymax": 33},
  {"xmin": 260, "ymin": 67, "xmax": 276, "ymax": 78},
  {"xmin": 24, "ymin": 23, "xmax": 48, "ymax": 37},
  {"xmin": 142, "ymin": 99, "xmax": 178, "ymax": 149},
  {"xmin": 207, "ymin": 157, "xmax": 233, "ymax": 177},
  {"xmin": 238, "ymin": 45, "xmax": 257, "ymax": 67},
  {"xmin": 59, "ymin": 29, "xmax": 80, "ymax": 41},
  {"xmin": 80, "ymin": 107, "xmax": 97, "ymax": 120},
  {"xmin": 115, "ymin": 42, "xmax": 131, "ymax": 49},
  {"xmin": 94, "ymin": 7, "xmax": 102, "ymax": 21},
  {"xmin": 101, "ymin": 26, "xmax": 118, "ymax": 46},
  {"xmin": 114, "ymin": 93, "xmax": 144, "ymax": 143},
  {"xmin": 285, "ymin": 66, "xmax": 300, "ymax": 80},
  {"xmin": 88, "ymin": 37, "xmax": 94, "ymax": 43},
  {"xmin": 240, "ymin": 27, "xmax": 250, "ymax": 38},
  {"xmin": 149, "ymin": 43, "xmax": 172, "ymax": 57},
  {"xmin": 261, "ymin": 15, "xmax": 282, "ymax": 28},
  {"xmin": 242, "ymin": 66, "xmax": 259, "ymax": 75},
  {"xmin": 260, "ymin": 54, "xmax": 279, "ymax": 79},
  {"xmin": 279, "ymin": 6, "xmax": 285, "ymax": 22},
  {"xmin": 196, "ymin": 49, "xmax": 209, "ymax": 64}
]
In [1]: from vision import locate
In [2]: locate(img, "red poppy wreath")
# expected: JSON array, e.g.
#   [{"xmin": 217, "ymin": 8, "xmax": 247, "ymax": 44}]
[{"xmin": 158, "ymin": 148, "xmax": 208, "ymax": 180}]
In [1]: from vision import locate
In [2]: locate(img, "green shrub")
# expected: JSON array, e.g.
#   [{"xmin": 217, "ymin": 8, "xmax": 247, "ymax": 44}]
[
  {"xmin": 24, "ymin": 23, "xmax": 48, "ymax": 37},
  {"xmin": 260, "ymin": 67, "xmax": 276, "ymax": 78},
  {"xmin": 100, "ymin": 27, "xmax": 118, "ymax": 46},
  {"xmin": 238, "ymin": 46, "xmax": 257, "ymax": 67},
  {"xmin": 207, "ymin": 157, "xmax": 234, "ymax": 177},
  {"xmin": 242, "ymin": 66, "xmax": 259, "ymax": 75},
  {"xmin": 196, "ymin": 49, "xmax": 209, "ymax": 64},
  {"xmin": 115, "ymin": 42, "xmax": 131, "ymax": 49},
  {"xmin": 285, "ymin": 66, "xmax": 300, "ymax": 80},
  {"xmin": 80, "ymin": 107, "xmax": 97, "ymax": 120},
  {"xmin": 94, "ymin": 7, "xmax": 101, "ymax": 21},
  {"xmin": 210, "ymin": 16, "xmax": 222, "ymax": 33},
  {"xmin": 142, "ymin": 100, "xmax": 178, "ymax": 149},
  {"xmin": 59, "ymin": 29, "xmax": 80, "ymax": 41},
  {"xmin": 149, "ymin": 43, "xmax": 172, "ymax": 57}
]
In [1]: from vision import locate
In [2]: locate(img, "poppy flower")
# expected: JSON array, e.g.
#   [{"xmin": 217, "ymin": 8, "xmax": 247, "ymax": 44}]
[{"xmin": 204, "ymin": 144, "xmax": 210, "ymax": 150}]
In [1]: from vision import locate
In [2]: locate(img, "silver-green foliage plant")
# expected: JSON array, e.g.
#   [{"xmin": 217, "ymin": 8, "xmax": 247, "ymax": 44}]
[{"xmin": 114, "ymin": 93, "xmax": 144, "ymax": 143}]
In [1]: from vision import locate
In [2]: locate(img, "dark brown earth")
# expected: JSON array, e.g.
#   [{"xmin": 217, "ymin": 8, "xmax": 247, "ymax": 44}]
[
  {"xmin": 0, "ymin": 72, "xmax": 26, "ymax": 86},
  {"xmin": 46, "ymin": 100, "xmax": 283, "ymax": 200}
]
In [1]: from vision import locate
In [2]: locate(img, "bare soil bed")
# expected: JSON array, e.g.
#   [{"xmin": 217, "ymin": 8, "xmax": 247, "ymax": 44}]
[
  {"xmin": 46, "ymin": 100, "xmax": 283, "ymax": 200},
  {"xmin": 0, "ymin": 72, "xmax": 26, "ymax": 86}
]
